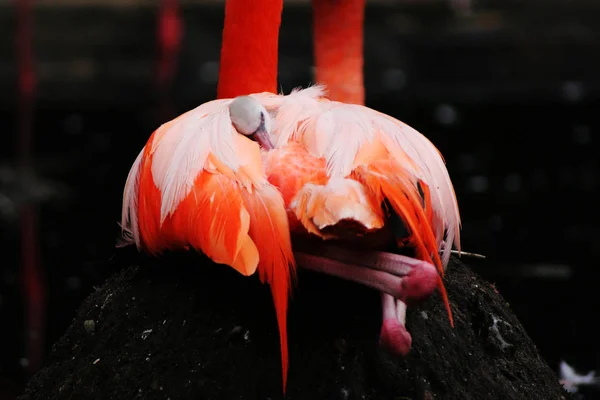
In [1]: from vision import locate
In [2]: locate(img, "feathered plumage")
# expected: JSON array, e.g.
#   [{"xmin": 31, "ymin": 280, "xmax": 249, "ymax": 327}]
[
  {"xmin": 119, "ymin": 95, "xmax": 296, "ymax": 390},
  {"xmin": 119, "ymin": 86, "xmax": 461, "ymax": 390},
  {"xmin": 261, "ymin": 86, "xmax": 461, "ymax": 326},
  {"xmin": 261, "ymin": 86, "xmax": 461, "ymax": 269}
]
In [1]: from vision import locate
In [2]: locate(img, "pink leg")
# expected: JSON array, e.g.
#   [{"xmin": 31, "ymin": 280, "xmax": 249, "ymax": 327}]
[
  {"xmin": 293, "ymin": 243, "xmax": 440, "ymax": 358},
  {"xmin": 293, "ymin": 244, "xmax": 439, "ymax": 304},
  {"xmin": 379, "ymin": 294, "xmax": 412, "ymax": 356}
]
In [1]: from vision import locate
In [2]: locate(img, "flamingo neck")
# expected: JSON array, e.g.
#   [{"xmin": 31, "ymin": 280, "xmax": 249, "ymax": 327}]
[
  {"xmin": 312, "ymin": 0, "xmax": 365, "ymax": 105},
  {"xmin": 217, "ymin": 0, "xmax": 283, "ymax": 99}
]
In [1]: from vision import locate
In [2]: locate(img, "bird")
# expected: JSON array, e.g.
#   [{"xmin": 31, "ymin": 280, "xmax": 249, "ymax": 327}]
[
  {"xmin": 304, "ymin": 0, "xmax": 461, "ymax": 354},
  {"xmin": 119, "ymin": 0, "xmax": 461, "ymax": 392},
  {"xmin": 259, "ymin": 84, "xmax": 460, "ymax": 356},
  {"xmin": 120, "ymin": 0, "xmax": 296, "ymax": 391}
]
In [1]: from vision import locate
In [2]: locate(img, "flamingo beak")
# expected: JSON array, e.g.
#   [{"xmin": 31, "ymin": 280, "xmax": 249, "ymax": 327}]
[{"xmin": 251, "ymin": 121, "xmax": 274, "ymax": 150}]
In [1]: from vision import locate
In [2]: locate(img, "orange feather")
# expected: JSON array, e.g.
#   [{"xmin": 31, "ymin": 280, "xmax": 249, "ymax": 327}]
[
  {"xmin": 120, "ymin": 97, "xmax": 296, "ymax": 392},
  {"xmin": 352, "ymin": 161, "xmax": 453, "ymax": 326},
  {"xmin": 241, "ymin": 184, "xmax": 295, "ymax": 388},
  {"xmin": 263, "ymin": 87, "xmax": 460, "ymax": 267},
  {"xmin": 261, "ymin": 87, "xmax": 459, "ymax": 325}
]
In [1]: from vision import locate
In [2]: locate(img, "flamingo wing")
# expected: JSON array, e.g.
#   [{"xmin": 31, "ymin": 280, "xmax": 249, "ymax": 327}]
[
  {"xmin": 260, "ymin": 86, "xmax": 459, "ymax": 327},
  {"xmin": 119, "ymin": 97, "xmax": 295, "ymax": 388},
  {"xmin": 262, "ymin": 86, "xmax": 461, "ymax": 271}
]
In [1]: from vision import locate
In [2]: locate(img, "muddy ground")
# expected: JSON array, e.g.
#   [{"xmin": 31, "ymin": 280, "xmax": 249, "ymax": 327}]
[{"xmin": 19, "ymin": 249, "xmax": 569, "ymax": 400}]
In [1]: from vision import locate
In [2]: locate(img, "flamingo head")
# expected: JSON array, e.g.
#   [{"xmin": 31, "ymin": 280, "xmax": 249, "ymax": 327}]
[{"xmin": 229, "ymin": 95, "xmax": 274, "ymax": 150}]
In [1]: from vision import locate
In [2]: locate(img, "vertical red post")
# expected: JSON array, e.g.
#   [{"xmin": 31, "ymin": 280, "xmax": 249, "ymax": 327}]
[{"xmin": 16, "ymin": 0, "xmax": 45, "ymax": 374}]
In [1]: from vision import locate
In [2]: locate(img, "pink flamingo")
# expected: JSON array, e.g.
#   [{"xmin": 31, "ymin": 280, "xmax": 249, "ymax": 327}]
[{"xmin": 120, "ymin": 0, "xmax": 461, "ymax": 392}]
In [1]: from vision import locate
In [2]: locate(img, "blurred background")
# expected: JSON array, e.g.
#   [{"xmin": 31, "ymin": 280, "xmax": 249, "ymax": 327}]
[{"xmin": 1, "ymin": 0, "xmax": 599, "ymax": 398}]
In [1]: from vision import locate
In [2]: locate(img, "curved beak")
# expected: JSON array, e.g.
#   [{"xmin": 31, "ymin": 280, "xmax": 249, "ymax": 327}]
[{"xmin": 251, "ymin": 119, "xmax": 274, "ymax": 150}]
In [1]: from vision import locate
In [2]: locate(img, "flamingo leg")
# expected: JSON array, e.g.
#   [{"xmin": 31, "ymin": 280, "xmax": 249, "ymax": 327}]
[
  {"xmin": 293, "ymin": 251, "xmax": 437, "ymax": 301},
  {"xmin": 379, "ymin": 294, "xmax": 412, "ymax": 356},
  {"xmin": 294, "ymin": 243, "xmax": 440, "ymax": 357},
  {"xmin": 293, "ymin": 243, "xmax": 439, "ymax": 304}
]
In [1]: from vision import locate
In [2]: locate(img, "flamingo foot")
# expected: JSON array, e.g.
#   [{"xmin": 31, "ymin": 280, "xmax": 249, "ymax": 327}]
[
  {"xmin": 293, "ymin": 243, "xmax": 440, "ymax": 358},
  {"xmin": 379, "ymin": 293, "xmax": 412, "ymax": 357},
  {"xmin": 399, "ymin": 263, "xmax": 438, "ymax": 306},
  {"xmin": 379, "ymin": 318, "xmax": 412, "ymax": 356}
]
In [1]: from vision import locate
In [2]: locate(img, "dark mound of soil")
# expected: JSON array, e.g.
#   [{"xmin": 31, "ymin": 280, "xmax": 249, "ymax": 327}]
[{"xmin": 19, "ymin": 250, "xmax": 569, "ymax": 400}]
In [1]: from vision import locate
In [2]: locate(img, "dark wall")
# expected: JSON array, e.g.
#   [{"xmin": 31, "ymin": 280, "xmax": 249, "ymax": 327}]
[{"xmin": 1, "ymin": 1, "xmax": 599, "ymax": 396}]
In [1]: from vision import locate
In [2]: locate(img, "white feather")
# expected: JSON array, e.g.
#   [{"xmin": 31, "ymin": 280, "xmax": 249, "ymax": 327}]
[
  {"xmin": 119, "ymin": 147, "xmax": 144, "ymax": 248},
  {"xmin": 150, "ymin": 99, "xmax": 240, "ymax": 224},
  {"xmin": 559, "ymin": 360, "xmax": 600, "ymax": 393},
  {"xmin": 263, "ymin": 86, "xmax": 461, "ymax": 268},
  {"xmin": 267, "ymin": 85, "xmax": 330, "ymax": 148},
  {"xmin": 119, "ymin": 95, "xmax": 276, "ymax": 249},
  {"xmin": 370, "ymin": 109, "xmax": 461, "ymax": 266},
  {"xmin": 120, "ymin": 85, "xmax": 461, "ymax": 268}
]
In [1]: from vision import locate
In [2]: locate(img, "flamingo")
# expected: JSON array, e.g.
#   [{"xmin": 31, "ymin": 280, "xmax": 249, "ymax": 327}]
[
  {"xmin": 306, "ymin": 0, "xmax": 460, "ymax": 354},
  {"xmin": 261, "ymin": 84, "xmax": 460, "ymax": 357},
  {"xmin": 120, "ymin": 0, "xmax": 296, "ymax": 391},
  {"xmin": 120, "ymin": 0, "xmax": 461, "ymax": 392}
]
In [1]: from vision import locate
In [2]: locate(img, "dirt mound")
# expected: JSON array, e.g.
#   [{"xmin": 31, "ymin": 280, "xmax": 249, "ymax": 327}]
[{"xmin": 19, "ymin": 249, "xmax": 569, "ymax": 400}]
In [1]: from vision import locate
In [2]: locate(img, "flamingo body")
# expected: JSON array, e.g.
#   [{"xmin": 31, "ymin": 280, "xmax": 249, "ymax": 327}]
[
  {"xmin": 262, "ymin": 86, "xmax": 461, "ymax": 271},
  {"xmin": 120, "ymin": 86, "xmax": 461, "ymax": 392},
  {"xmin": 261, "ymin": 86, "xmax": 461, "ymax": 329},
  {"xmin": 120, "ymin": 96, "xmax": 296, "ymax": 390},
  {"xmin": 119, "ymin": 0, "xmax": 462, "ymax": 392}
]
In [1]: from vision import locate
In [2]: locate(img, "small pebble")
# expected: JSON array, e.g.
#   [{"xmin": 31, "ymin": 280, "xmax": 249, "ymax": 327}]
[
  {"xmin": 334, "ymin": 338, "xmax": 347, "ymax": 354},
  {"xmin": 83, "ymin": 320, "xmax": 95, "ymax": 333},
  {"xmin": 340, "ymin": 388, "xmax": 350, "ymax": 400}
]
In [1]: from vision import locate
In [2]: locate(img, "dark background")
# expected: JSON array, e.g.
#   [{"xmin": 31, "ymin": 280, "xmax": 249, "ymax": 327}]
[{"xmin": 1, "ymin": 0, "xmax": 599, "ymax": 398}]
